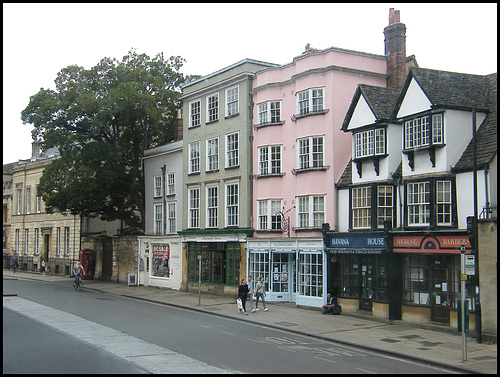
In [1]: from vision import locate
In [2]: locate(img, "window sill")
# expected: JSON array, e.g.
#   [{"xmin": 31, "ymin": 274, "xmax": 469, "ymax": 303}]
[
  {"xmin": 254, "ymin": 121, "xmax": 285, "ymax": 130},
  {"xmin": 292, "ymin": 109, "xmax": 329, "ymax": 122},
  {"xmin": 188, "ymin": 172, "xmax": 200, "ymax": 176},
  {"xmin": 188, "ymin": 124, "xmax": 201, "ymax": 130},
  {"xmin": 206, "ymin": 169, "xmax": 219, "ymax": 174},
  {"xmin": 255, "ymin": 172, "xmax": 285, "ymax": 179},
  {"xmin": 206, "ymin": 119, "xmax": 219, "ymax": 125},
  {"xmin": 225, "ymin": 165, "xmax": 240, "ymax": 170},
  {"xmin": 293, "ymin": 227, "xmax": 323, "ymax": 232},
  {"xmin": 255, "ymin": 229, "xmax": 283, "ymax": 234},
  {"xmin": 402, "ymin": 143, "xmax": 445, "ymax": 154},
  {"xmin": 224, "ymin": 113, "xmax": 239, "ymax": 120},
  {"xmin": 292, "ymin": 166, "xmax": 329, "ymax": 175}
]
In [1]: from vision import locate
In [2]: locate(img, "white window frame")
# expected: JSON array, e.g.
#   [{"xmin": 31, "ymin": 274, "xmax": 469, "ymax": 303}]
[
  {"xmin": 56, "ymin": 227, "xmax": 61, "ymax": 256},
  {"xmin": 167, "ymin": 202, "xmax": 176, "ymax": 234},
  {"xmin": 189, "ymin": 141, "xmax": 200, "ymax": 174},
  {"xmin": 436, "ymin": 180, "xmax": 452, "ymax": 225},
  {"xmin": 352, "ymin": 187, "xmax": 371, "ymax": 229},
  {"xmin": 24, "ymin": 228, "xmax": 29, "ymax": 255},
  {"xmin": 258, "ymin": 145, "xmax": 282, "ymax": 175},
  {"xmin": 257, "ymin": 100, "xmax": 281, "ymax": 125},
  {"xmin": 225, "ymin": 181, "xmax": 239, "ymax": 227},
  {"xmin": 296, "ymin": 87, "xmax": 324, "ymax": 116},
  {"xmin": 206, "ymin": 92, "xmax": 219, "ymax": 123},
  {"xmin": 167, "ymin": 173, "xmax": 175, "ymax": 196},
  {"xmin": 154, "ymin": 203, "xmax": 163, "ymax": 235},
  {"xmin": 257, "ymin": 199, "xmax": 283, "ymax": 231},
  {"xmin": 189, "ymin": 99, "xmax": 201, "ymax": 128},
  {"xmin": 206, "ymin": 184, "xmax": 219, "ymax": 229},
  {"xmin": 17, "ymin": 188, "xmax": 22, "ymax": 215},
  {"xmin": 355, "ymin": 129, "xmax": 385, "ymax": 159},
  {"xmin": 36, "ymin": 191, "xmax": 41, "ymax": 213},
  {"xmin": 64, "ymin": 227, "xmax": 70, "ymax": 256},
  {"xmin": 154, "ymin": 176, "xmax": 162, "ymax": 198},
  {"xmin": 226, "ymin": 132, "xmax": 239, "ymax": 168},
  {"xmin": 206, "ymin": 137, "xmax": 219, "ymax": 172},
  {"xmin": 297, "ymin": 136, "xmax": 325, "ymax": 169},
  {"xmin": 298, "ymin": 252, "xmax": 323, "ymax": 297},
  {"xmin": 404, "ymin": 114, "xmax": 445, "ymax": 150},
  {"xmin": 35, "ymin": 228, "xmax": 40, "ymax": 255},
  {"xmin": 188, "ymin": 186, "xmax": 200, "ymax": 229},
  {"xmin": 432, "ymin": 114, "xmax": 443, "ymax": 144},
  {"xmin": 297, "ymin": 195, "xmax": 325, "ymax": 229},
  {"xmin": 377, "ymin": 185, "xmax": 393, "ymax": 228},
  {"xmin": 225, "ymin": 85, "xmax": 239, "ymax": 117},
  {"xmin": 26, "ymin": 187, "xmax": 31, "ymax": 214},
  {"xmin": 407, "ymin": 182, "xmax": 430, "ymax": 226}
]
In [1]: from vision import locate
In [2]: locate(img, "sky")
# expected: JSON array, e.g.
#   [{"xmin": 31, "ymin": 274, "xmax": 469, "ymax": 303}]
[{"xmin": 3, "ymin": 3, "xmax": 497, "ymax": 164}]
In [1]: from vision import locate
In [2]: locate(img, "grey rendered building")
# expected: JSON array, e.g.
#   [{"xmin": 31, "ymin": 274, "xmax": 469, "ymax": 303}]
[{"xmin": 179, "ymin": 59, "xmax": 278, "ymax": 294}]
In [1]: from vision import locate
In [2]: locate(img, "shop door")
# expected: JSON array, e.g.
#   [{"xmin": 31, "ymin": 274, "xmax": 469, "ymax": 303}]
[
  {"xmin": 431, "ymin": 259, "xmax": 451, "ymax": 323},
  {"xmin": 360, "ymin": 263, "xmax": 373, "ymax": 311},
  {"xmin": 272, "ymin": 253, "xmax": 296, "ymax": 302}
]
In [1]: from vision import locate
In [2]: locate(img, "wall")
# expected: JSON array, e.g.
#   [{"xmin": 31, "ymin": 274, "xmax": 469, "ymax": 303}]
[
  {"xmin": 111, "ymin": 235, "xmax": 139, "ymax": 284},
  {"xmin": 478, "ymin": 219, "xmax": 497, "ymax": 337}
]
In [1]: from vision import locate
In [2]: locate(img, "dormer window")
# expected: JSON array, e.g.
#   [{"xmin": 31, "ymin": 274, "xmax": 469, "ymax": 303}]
[
  {"xmin": 354, "ymin": 128, "xmax": 385, "ymax": 159},
  {"xmin": 404, "ymin": 113, "xmax": 443, "ymax": 150}
]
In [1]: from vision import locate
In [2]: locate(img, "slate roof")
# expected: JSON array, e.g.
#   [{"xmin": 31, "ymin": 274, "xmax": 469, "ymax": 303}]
[
  {"xmin": 341, "ymin": 84, "xmax": 400, "ymax": 131},
  {"xmin": 336, "ymin": 159, "xmax": 352, "ymax": 188},
  {"xmin": 453, "ymin": 73, "xmax": 497, "ymax": 172},
  {"xmin": 393, "ymin": 67, "xmax": 492, "ymax": 117}
]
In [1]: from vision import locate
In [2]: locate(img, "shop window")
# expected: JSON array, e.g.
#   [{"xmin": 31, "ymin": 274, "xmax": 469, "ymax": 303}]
[
  {"xmin": 338, "ymin": 256, "xmax": 360, "ymax": 298},
  {"xmin": 402, "ymin": 254, "xmax": 430, "ymax": 305},
  {"xmin": 187, "ymin": 243, "xmax": 240, "ymax": 286},
  {"xmin": 151, "ymin": 244, "xmax": 170, "ymax": 278},
  {"xmin": 249, "ymin": 252, "xmax": 270, "ymax": 291},
  {"xmin": 298, "ymin": 253, "xmax": 323, "ymax": 297}
]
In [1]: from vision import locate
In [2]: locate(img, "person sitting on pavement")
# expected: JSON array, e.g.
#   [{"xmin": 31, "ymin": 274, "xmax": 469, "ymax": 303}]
[{"xmin": 322, "ymin": 293, "xmax": 339, "ymax": 314}]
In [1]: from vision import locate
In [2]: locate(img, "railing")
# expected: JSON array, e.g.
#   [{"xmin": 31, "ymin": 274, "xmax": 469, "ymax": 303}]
[{"xmin": 3, "ymin": 254, "xmax": 77, "ymax": 276}]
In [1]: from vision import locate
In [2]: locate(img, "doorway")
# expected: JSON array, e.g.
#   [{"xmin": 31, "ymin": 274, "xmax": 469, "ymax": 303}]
[
  {"xmin": 43, "ymin": 234, "xmax": 50, "ymax": 262},
  {"xmin": 431, "ymin": 256, "xmax": 451, "ymax": 323},
  {"xmin": 271, "ymin": 253, "xmax": 296, "ymax": 302},
  {"xmin": 360, "ymin": 262, "xmax": 373, "ymax": 311}
]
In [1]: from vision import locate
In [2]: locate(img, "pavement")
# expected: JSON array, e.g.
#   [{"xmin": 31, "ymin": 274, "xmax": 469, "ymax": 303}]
[{"xmin": 3, "ymin": 270, "xmax": 497, "ymax": 374}]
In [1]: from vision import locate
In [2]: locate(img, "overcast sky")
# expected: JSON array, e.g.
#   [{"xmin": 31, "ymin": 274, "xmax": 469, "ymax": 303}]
[{"xmin": 3, "ymin": 3, "xmax": 497, "ymax": 164}]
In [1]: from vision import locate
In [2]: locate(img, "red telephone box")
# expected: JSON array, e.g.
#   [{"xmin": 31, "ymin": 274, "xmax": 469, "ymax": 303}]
[{"xmin": 79, "ymin": 249, "xmax": 94, "ymax": 280}]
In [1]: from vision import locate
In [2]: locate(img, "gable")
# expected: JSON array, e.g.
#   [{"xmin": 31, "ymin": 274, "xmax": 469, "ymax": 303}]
[
  {"xmin": 396, "ymin": 77, "xmax": 432, "ymax": 118},
  {"xmin": 346, "ymin": 94, "xmax": 377, "ymax": 131}
]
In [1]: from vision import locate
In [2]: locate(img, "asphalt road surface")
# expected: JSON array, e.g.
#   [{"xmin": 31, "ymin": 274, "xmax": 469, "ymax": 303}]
[{"xmin": 3, "ymin": 277, "xmax": 455, "ymax": 374}]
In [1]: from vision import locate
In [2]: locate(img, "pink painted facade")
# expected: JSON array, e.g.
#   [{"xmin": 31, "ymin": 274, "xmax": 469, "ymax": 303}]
[{"xmin": 251, "ymin": 47, "xmax": 388, "ymax": 238}]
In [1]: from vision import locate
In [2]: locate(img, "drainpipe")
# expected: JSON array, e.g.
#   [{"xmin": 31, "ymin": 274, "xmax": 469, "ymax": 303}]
[
  {"xmin": 161, "ymin": 165, "xmax": 166, "ymax": 235},
  {"xmin": 483, "ymin": 167, "xmax": 489, "ymax": 217}
]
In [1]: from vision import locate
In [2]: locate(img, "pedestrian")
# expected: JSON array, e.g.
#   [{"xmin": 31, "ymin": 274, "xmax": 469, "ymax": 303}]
[
  {"xmin": 247, "ymin": 275, "xmax": 255, "ymax": 313},
  {"xmin": 255, "ymin": 276, "xmax": 268, "ymax": 312},
  {"xmin": 238, "ymin": 278, "xmax": 249, "ymax": 315},
  {"xmin": 11, "ymin": 255, "xmax": 19, "ymax": 273},
  {"xmin": 40, "ymin": 260, "xmax": 46, "ymax": 276}
]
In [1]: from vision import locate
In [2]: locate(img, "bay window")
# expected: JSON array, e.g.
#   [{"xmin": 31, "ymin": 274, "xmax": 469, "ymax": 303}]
[{"xmin": 404, "ymin": 113, "xmax": 443, "ymax": 150}]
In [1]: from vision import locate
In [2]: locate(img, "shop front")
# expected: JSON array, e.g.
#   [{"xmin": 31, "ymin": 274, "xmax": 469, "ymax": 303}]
[
  {"xmin": 138, "ymin": 235, "xmax": 182, "ymax": 290},
  {"xmin": 324, "ymin": 232, "xmax": 393, "ymax": 318},
  {"xmin": 247, "ymin": 239, "xmax": 325, "ymax": 308},
  {"xmin": 180, "ymin": 230, "xmax": 252, "ymax": 296},
  {"xmin": 393, "ymin": 233, "xmax": 475, "ymax": 326}
]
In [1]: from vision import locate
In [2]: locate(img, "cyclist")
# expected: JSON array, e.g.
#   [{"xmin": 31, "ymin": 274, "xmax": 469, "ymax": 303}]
[{"xmin": 73, "ymin": 261, "xmax": 85, "ymax": 288}]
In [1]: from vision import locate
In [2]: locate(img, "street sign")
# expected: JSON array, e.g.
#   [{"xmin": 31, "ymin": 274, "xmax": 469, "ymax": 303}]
[{"xmin": 465, "ymin": 255, "xmax": 475, "ymax": 275}]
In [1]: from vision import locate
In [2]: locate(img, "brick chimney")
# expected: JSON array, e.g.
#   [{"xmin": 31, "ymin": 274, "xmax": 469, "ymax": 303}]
[{"xmin": 384, "ymin": 8, "xmax": 406, "ymax": 89}]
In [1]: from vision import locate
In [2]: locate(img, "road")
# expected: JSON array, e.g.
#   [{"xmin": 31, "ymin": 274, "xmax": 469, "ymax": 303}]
[{"xmin": 3, "ymin": 277, "xmax": 456, "ymax": 374}]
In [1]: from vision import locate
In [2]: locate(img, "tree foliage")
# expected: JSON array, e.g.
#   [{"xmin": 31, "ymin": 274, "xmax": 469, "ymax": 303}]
[{"xmin": 21, "ymin": 49, "xmax": 190, "ymax": 229}]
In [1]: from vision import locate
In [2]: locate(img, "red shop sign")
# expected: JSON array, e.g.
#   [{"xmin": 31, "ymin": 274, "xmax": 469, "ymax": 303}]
[
  {"xmin": 393, "ymin": 235, "xmax": 471, "ymax": 254},
  {"xmin": 152, "ymin": 244, "xmax": 170, "ymax": 260}
]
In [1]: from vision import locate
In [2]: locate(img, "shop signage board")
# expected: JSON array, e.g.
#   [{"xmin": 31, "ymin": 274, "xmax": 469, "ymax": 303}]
[
  {"xmin": 393, "ymin": 235, "xmax": 471, "ymax": 254},
  {"xmin": 325, "ymin": 233, "xmax": 387, "ymax": 254}
]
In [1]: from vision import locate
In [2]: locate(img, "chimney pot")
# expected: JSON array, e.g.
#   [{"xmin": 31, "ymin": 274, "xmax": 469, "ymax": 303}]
[{"xmin": 389, "ymin": 8, "xmax": 400, "ymax": 25}]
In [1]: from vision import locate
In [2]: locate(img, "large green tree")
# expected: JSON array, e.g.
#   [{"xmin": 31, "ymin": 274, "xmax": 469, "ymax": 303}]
[{"xmin": 21, "ymin": 49, "xmax": 191, "ymax": 230}]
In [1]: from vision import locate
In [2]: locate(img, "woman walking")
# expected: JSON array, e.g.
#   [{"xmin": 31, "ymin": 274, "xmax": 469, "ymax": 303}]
[
  {"xmin": 238, "ymin": 278, "xmax": 249, "ymax": 315},
  {"xmin": 255, "ymin": 276, "xmax": 268, "ymax": 311}
]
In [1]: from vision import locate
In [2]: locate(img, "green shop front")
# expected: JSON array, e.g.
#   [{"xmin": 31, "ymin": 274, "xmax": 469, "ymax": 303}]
[
  {"xmin": 324, "ymin": 232, "xmax": 400, "ymax": 319},
  {"xmin": 179, "ymin": 229, "xmax": 253, "ymax": 295}
]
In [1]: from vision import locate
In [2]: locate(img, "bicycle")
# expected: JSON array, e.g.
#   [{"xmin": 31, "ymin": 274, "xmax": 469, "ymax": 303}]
[{"xmin": 74, "ymin": 275, "xmax": 84, "ymax": 292}]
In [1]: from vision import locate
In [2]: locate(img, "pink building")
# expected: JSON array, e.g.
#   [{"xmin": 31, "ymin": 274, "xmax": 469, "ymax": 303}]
[{"xmin": 247, "ymin": 46, "xmax": 388, "ymax": 307}]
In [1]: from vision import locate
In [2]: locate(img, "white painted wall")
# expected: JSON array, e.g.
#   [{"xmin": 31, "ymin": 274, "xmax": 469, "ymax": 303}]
[
  {"xmin": 396, "ymin": 78, "xmax": 432, "ymax": 118},
  {"xmin": 455, "ymin": 170, "xmax": 487, "ymax": 229},
  {"xmin": 337, "ymin": 188, "xmax": 350, "ymax": 232},
  {"xmin": 347, "ymin": 95, "xmax": 376, "ymax": 131}
]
